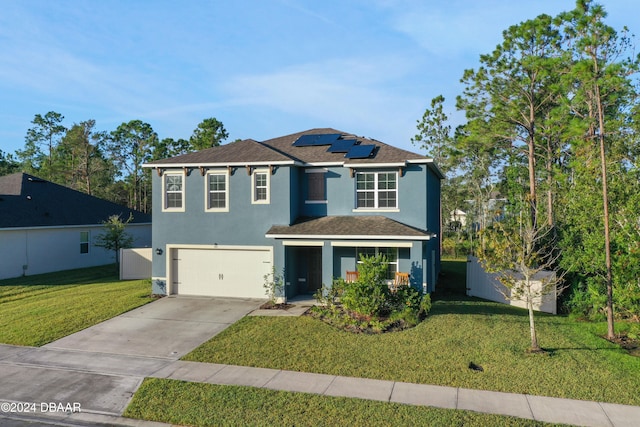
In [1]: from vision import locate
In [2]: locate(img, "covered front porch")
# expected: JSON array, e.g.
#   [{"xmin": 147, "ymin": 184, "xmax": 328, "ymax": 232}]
[{"xmin": 266, "ymin": 216, "xmax": 438, "ymax": 300}]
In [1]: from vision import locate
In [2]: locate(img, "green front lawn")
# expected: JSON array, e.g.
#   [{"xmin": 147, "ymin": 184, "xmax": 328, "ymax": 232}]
[
  {"xmin": 124, "ymin": 378, "xmax": 559, "ymax": 427},
  {"xmin": 184, "ymin": 261, "xmax": 640, "ymax": 406},
  {"xmin": 0, "ymin": 265, "xmax": 153, "ymax": 346}
]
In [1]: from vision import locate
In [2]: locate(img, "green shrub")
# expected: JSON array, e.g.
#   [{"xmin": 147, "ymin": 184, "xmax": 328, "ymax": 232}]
[
  {"xmin": 387, "ymin": 284, "xmax": 421, "ymax": 312},
  {"xmin": 341, "ymin": 280, "xmax": 389, "ymax": 318},
  {"xmin": 614, "ymin": 281, "xmax": 640, "ymax": 321},
  {"xmin": 566, "ymin": 276, "xmax": 640, "ymax": 322},
  {"xmin": 315, "ymin": 278, "xmax": 345, "ymax": 308},
  {"xmin": 418, "ymin": 293, "xmax": 432, "ymax": 319},
  {"xmin": 340, "ymin": 254, "xmax": 390, "ymax": 318},
  {"xmin": 309, "ymin": 254, "xmax": 432, "ymax": 333},
  {"xmin": 389, "ymin": 308, "xmax": 419, "ymax": 327}
]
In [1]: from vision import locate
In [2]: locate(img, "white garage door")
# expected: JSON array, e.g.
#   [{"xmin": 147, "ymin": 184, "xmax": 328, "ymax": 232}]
[{"xmin": 170, "ymin": 247, "xmax": 272, "ymax": 298}]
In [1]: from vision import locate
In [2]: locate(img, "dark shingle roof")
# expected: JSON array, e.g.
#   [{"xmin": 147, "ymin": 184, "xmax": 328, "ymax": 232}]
[
  {"xmin": 146, "ymin": 139, "xmax": 293, "ymax": 166},
  {"xmin": 145, "ymin": 128, "xmax": 438, "ymax": 170},
  {"xmin": 261, "ymin": 128, "xmax": 429, "ymax": 165},
  {"xmin": 0, "ymin": 173, "xmax": 151, "ymax": 228},
  {"xmin": 266, "ymin": 216, "xmax": 435, "ymax": 240}
]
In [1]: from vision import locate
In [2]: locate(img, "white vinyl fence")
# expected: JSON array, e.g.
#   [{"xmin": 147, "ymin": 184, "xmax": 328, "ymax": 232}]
[
  {"xmin": 119, "ymin": 248, "xmax": 152, "ymax": 280},
  {"xmin": 466, "ymin": 256, "xmax": 557, "ymax": 314}
]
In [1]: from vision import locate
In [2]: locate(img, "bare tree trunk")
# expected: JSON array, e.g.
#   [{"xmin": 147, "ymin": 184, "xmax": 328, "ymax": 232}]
[
  {"xmin": 528, "ymin": 129, "xmax": 537, "ymax": 231},
  {"xmin": 595, "ymin": 81, "xmax": 615, "ymax": 340},
  {"xmin": 546, "ymin": 138, "xmax": 554, "ymax": 227},
  {"xmin": 528, "ymin": 300, "xmax": 540, "ymax": 351}
]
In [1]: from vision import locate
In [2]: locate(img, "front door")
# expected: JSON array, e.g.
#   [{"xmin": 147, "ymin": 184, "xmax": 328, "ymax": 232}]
[{"xmin": 300, "ymin": 247, "xmax": 322, "ymax": 294}]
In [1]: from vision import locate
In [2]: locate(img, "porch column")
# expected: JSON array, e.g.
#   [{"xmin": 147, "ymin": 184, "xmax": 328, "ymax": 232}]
[
  {"xmin": 409, "ymin": 241, "xmax": 427, "ymax": 293},
  {"xmin": 321, "ymin": 241, "xmax": 333, "ymax": 289}
]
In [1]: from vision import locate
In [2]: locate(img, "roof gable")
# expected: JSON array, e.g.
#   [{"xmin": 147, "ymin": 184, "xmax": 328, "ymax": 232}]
[{"xmin": 0, "ymin": 173, "xmax": 151, "ymax": 229}]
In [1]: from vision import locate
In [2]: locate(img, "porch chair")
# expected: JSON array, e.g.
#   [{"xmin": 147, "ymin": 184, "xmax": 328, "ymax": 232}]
[
  {"xmin": 391, "ymin": 272, "xmax": 410, "ymax": 292},
  {"xmin": 345, "ymin": 270, "xmax": 359, "ymax": 283}
]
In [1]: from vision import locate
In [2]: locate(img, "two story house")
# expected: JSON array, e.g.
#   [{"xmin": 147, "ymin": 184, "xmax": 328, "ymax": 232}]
[{"xmin": 145, "ymin": 128, "xmax": 442, "ymax": 300}]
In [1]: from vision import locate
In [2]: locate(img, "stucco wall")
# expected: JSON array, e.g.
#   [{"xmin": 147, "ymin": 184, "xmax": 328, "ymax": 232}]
[
  {"xmin": 151, "ymin": 167, "xmax": 292, "ymax": 281},
  {"xmin": 297, "ymin": 165, "xmax": 430, "ymax": 230},
  {"xmin": 0, "ymin": 224, "xmax": 151, "ymax": 280},
  {"xmin": 150, "ymin": 162, "xmax": 442, "ymax": 295}
]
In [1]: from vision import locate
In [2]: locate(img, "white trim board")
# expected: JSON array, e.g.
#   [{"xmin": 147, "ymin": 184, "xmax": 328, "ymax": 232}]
[
  {"xmin": 266, "ymin": 234, "xmax": 433, "ymax": 241},
  {"xmin": 332, "ymin": 241, "xmax": 413, "ymax": 248}
]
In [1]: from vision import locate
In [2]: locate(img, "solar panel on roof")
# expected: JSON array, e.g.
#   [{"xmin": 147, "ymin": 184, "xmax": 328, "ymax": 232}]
[
  {"xmin": 314, "ymin": 134, "xmax": 341, "ymax": 145},
  {"xmin": 327, "ymin": 139, "xmax": 358, "ymax": 153},
  {"xmin": 292, "ymin": 133, "xmax": 342, "ymax": 147},
  {"xmin": 345, "ymin": 144, "xmax": 376, "ymax": 159},
  {"xmin": 292, "ymin": 135, "xmax": 320, "ymax": 146}
]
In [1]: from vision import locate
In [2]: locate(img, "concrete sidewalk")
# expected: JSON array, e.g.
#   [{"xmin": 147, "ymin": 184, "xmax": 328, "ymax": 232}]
[{"xmin": 150, "ymin": 360, "xmax": 640, "ymax": 427}]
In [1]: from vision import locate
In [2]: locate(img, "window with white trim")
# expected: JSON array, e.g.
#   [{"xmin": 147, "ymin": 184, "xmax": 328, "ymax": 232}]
[
  {"xmin": 356, "ymin": 247, "xmax": 398, "ymax": 280},
  {"xmin": 206, "ymin": 171, "xmax": 229, "ymax": 212},
  {"xmin": 252, "ymin": 169, "xmax": 270, "ymax": 204},
  {"xmin": 80, "ymin": 231, "xmax": 89, "ymax": 254},
  {"xmin": 356, "ymin": 171, "xmax": 397, "ymax": 209},
  {"xmin": 163, "ymin": 172, "xmax": 184, "ymax": 211}
]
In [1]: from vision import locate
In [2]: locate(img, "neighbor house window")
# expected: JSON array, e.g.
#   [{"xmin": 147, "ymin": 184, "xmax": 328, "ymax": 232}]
[
  {"xmin": 205, "ymin": 171, "xmax": 229, "ymax": 212},
  {"xmin": 163, "ymin": 172, "xmax": 185, "ymax": 212},
  {"xmin": 306, "ymin": 169, "xmax": 326, "ymax": 203},
  {"xmin": 80, "ymin": 231, "xmax": 89, "ymax": 254},
  {"xmin": 252, "ymin": 169, "xmax": 270, "ymax": 204},
  {"xmin": 355, "ymin": 171, "xmax": 397, "ymax": 209},
  {"xmin": 356, "ymin": 247, "xmax": 398, "ymax": 280}
]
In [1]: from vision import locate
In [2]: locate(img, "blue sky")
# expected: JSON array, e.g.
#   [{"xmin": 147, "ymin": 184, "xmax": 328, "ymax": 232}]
[{"xmin": 0, "ymin": 0, "xmax": 637, "ymax": 156}]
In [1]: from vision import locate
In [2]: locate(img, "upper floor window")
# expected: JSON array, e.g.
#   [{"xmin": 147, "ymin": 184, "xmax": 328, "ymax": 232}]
[
  {"xmin": 252, "ymin": 169, "xmax": 270, "ymax": 204},
  {"xmin": 306, "ymin": 169, "xmax": 326, "ymax": 203},
  {"xmin": 80, "ymin": 231, "xmax": 89, "ymax": 254},
  {"xmin": 356, "ymin": 171, "xmax": 397, "ymax": 209},
  {"xmin": 163, "ymin": 172, "xmax": 185, "ymax": 212},
  {"xmin": 206, "ymin": 171, "xmax": 229, "ymax": 212}
]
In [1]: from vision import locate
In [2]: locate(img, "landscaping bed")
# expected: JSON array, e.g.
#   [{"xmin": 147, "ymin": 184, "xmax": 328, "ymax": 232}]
[{"xmin": 307, "ymin": 254, "xmax": 432, "ymax": 333}]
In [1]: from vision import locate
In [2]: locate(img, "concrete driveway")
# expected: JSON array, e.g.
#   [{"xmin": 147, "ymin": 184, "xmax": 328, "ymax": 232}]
[
  {"xmin": 45, "ymin": 296, "xmax": 262, "ymax": 359},
  {"xmin": 0, "ymin": 296, "xmax": 262, "ymax": 417}
]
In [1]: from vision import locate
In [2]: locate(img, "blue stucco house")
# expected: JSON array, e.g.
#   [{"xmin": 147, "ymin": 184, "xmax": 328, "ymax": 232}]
[{"xmin": 145, "ymin": 128, "xmax": 442, "ymax": 300}]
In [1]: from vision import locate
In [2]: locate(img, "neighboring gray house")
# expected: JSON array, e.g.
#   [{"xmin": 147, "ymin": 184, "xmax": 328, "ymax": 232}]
[
  {"xmin": 145, "ymin": 128, "xmax": 443, "ymax": 300},
  {"xmin": 0, "ymin": 173, "xmax": 151, "ymax": 280}
]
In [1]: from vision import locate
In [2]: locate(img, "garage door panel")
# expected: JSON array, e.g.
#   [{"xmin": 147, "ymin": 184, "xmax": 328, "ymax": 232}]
[{"xmin": 171, "ymin": 247, "xmax": 271, "ymax": 298}]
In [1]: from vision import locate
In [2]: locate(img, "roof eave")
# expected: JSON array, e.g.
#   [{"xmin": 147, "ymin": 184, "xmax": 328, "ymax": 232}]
[
  {"xmin": 143, "ymin": 160, "xmax": 297, "ymax": 168},
  {"xmin": 0, "ymin": 222, "xmax": 152, "ymax": 232},
  {"xmin": 407, "ymin": 159, "xmax": 445, "ymax": 179},
  {"xmin": 265, "ymin": 233, "xmax": 435, "ymax": 240},
  {"xmin": 343, "ymin": 162, "xmax": 407, "ymax": 168}
]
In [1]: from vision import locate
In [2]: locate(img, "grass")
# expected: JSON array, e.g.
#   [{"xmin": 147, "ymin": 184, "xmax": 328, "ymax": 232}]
[
  {"xmin": 124, "ymin": 378, "xmax": 562, "ymax": 427},
  {"xmin": 0, "ymin": 265, "xmax": 153, "ymax": 346},
  {"xmin": 183, "ymin": 260, "xmax": 640, "ymax": 406}
]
